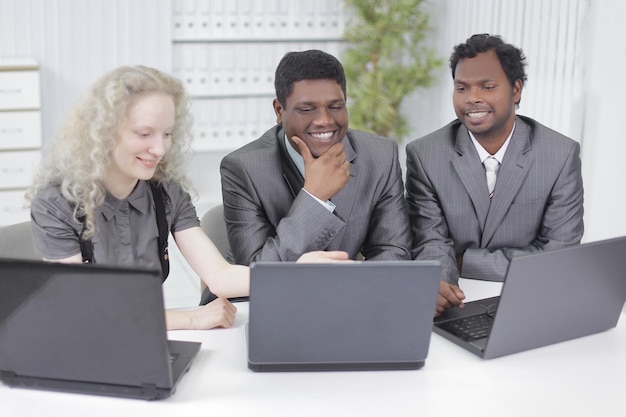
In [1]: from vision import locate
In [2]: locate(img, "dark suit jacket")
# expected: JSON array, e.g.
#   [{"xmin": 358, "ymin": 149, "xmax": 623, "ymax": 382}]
[
  {"xmin": 220, "ymin": 125, "xmax": 412, "ymax": 264},
  {"xmin": 405, "ymin": 115, "xmax": 584, "ymax": 283}
]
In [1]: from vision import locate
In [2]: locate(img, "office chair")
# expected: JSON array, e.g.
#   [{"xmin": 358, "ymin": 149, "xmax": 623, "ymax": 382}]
[
  {"xmin": 199, "ymin": 204, "xmax": 247, "ymax": 304},
  {"xmin": 200, "ymin": 203, "xmax": 232, "ymax": 261},
  {"xmin": 0, "ymin": 220, "xmax": 39, "ymax": 260}
]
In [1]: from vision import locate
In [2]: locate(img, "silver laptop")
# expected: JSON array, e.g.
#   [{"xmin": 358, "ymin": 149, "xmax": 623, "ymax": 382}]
[
  {"xmin": 433, "ymin": 236, "xmax": 626, "ymax": 359},
  {"xmin": 0, "ymin": 259, "xmax": 200, "ymax": 400},
  {"xmin": 247, "ymin": 261, "xmax": 440, "ymax": 371}
]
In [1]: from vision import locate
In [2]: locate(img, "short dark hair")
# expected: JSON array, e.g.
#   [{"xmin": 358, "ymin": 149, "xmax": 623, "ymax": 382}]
[
  {"xmin": 449, "ymin": 34, "xmax": 527, "ymax": 89},
  {"xmin": 274, "ymin": 49, "xmax": 347, "ymax": 106}
]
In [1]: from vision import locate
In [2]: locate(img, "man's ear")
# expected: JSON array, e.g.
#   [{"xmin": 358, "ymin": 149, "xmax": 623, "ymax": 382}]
[
  {"xmin": 513, "ymin": 79, "xmax": 523, "ymax": 106},
  {"xmin": 272, "ymin": 98, "xmax": 283, "ymax": 125}
]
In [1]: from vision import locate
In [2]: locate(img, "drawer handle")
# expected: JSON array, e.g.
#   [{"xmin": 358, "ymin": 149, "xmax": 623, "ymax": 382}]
[
  {"xmin": 0, "ymin": 128, "xmax": 23, "ymax": 134},
  {"xmin": 0, "ymin": 89, "xmax": 23, "ymax": 94},
  {"xmin": 1, "ymin": 168, "xmax": 25, "ymax": 173},
  {"xmin": 2, "ymin": 207, "xmax": 25, "ymax": 213}
]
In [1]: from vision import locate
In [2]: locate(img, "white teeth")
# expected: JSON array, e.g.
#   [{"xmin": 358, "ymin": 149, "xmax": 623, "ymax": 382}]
[
  {"xmin": 141, "ymin": 159, "xmax": 158, "ymax": 167},
  {"xmin": 311, "ymin": 132, "xmax": 333, "ymax": 140},
  {"xmin": 467, "ymin": 112, "xmax": 488, "ymax": 119}
]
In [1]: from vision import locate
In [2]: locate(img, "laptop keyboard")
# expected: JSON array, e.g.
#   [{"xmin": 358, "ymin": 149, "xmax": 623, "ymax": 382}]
[{"xmin": 437, "ymin": 313, "xmax": 494, "ymax": 341}]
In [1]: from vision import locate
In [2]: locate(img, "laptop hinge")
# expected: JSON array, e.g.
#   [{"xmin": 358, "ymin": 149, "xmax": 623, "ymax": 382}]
[{"xmin": 0, "ymin": 370, "xmax": 18, "ymax": 384}]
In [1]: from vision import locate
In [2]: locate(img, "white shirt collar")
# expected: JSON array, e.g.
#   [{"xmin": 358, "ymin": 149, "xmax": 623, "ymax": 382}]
[{"xmin": 469, "ymin": 122, "xmax": 515, "ymax": 164}]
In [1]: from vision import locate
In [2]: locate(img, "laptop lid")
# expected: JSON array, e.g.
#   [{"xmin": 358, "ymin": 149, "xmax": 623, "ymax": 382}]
[
  {"xmin": 0, "ymin": 258, "xmax": 200, "ymax": 400},
  {"xmin": 247, "ymin": 261, "xmax": 440, "ymax": 371},
  {"xmin": 434, "ymin": 236, "xmax": 626, "ymax": 359}
]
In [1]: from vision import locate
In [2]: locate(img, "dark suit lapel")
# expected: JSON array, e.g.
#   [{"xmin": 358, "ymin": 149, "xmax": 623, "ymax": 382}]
[
  {"xmin": 277, "ymin": 127, "xmax": 305, "ymax": 198},
  {"xmin": 327, "ymin": 132, "xmax": 358, "ymax": 223},
  {"xmin": 451, "ymin": 127, "xmax": 491, "ymax": 230},
  {"xmin": 482, "ymin": 118, "xmax": 534, "ymax": 245}
]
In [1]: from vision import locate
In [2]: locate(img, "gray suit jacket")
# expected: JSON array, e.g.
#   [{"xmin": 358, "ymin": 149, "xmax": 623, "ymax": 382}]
[
  {"xmin": 221, "ymin": 125, "xmax": 412, "ymax": 264},
  {"xmin": 405, "ymin": 115, "xmax": 584, "ymax": 283}
]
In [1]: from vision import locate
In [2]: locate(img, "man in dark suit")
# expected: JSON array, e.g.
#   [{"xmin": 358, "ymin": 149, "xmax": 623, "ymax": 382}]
[
  {"xmin": 221, "ymin": 49, "xmax": 412, "ymax": 264},
  {"xmin": 406, "ymin": 34, "xmax": 584, "ymax": 314}
]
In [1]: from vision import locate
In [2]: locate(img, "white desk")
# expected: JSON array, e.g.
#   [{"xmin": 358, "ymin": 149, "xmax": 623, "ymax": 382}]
[{"xmin": 2, "ymin": 279, "xmax": 625, "ymax": 417}]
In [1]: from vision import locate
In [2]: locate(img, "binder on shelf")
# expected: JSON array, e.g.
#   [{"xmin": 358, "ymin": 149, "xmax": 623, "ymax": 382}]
[
  {"xmin": 196, "ymin": 0, "xmax": 211, "ymax": 40},
  {"xmin": 275, "ymin": 0, "xmax": 290, "ymax": 39},
  {"xmin": 219, "ymin": 98, "xmax": 235, "ymax": 150},
  {"xmin": 194, "ymin": 44, "xmax": 211, "ymax": 97},
  {"xmin": 210, "ymin": 0, "xmax": 227, "ymax": 40},
  {"xmin": 181, "ymin": 0, "xmax": 199, "ymax": 40},
  {"xmin": 210, "ymin": 43, "xmax": 227, "ymax": 96},
  {"xmin": 171, "ymin": 0, "xmax": 186, "ymax": 40},
  {"xmin": 180, "ymin": 45, "xmax": 197, "ymax": 95},
  {"xmin": 250, "ymin": 0, "xmax": 267, "ymax": 40},
  {"xmin": 224, "ymin": 1, "xmax": 239, "ymax": 40}
]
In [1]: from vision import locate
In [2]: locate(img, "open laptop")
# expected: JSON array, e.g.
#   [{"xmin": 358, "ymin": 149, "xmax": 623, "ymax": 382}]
[
  {"xmin": 0, "ymin": 258, "xmax": 201, "ymax": 400},
  {"xmin": 433, "ymin": 236, "xmax": 626, "ymax": 359},
  {"xmin": 247, "ymin": 260, "xmax": 440, "ymax": 371}
]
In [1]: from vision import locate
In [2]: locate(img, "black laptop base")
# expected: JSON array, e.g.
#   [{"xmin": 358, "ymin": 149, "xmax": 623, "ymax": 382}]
[
  {"xmin": 0, "ymin": 371, "xmax": 173, "ymax": 400},
  {"xmin": 433, "ymin": 296, "xmax": 501, "ymax": 357},
  {"xmin": 248, "ymin": 360, "xmax": 425, "ymax": 372}
]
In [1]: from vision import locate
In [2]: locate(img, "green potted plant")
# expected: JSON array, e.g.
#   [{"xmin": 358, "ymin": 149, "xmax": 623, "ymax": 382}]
[{"xmin": 342, "ymin": 0, "xmax": 442, "ymax": 142}]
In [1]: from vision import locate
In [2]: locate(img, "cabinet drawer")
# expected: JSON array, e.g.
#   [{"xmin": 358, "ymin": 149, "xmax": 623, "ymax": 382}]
[
  {"xmin": 0, "ymin": 189, "xmax": 30, "ymax": 226},
  {"xmin": 0, "ymin": 111, "xmax": 42, "ymax": 150},
  {"xmin": 0, "ymin": 70, "xmax": 40, "ymax": 110},
  {"xmin": 0, "ymin": 150, "xmax": 40, "ymax": 188}
]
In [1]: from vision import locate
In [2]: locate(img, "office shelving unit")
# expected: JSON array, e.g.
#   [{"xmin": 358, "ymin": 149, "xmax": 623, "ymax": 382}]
[
  {"xmin": 171, "ymin": 0, "xmax": 346, "ymax": 152},
  {"xmin": 0, "ymin": 58, "xmax": 41, "ymax": 226}
]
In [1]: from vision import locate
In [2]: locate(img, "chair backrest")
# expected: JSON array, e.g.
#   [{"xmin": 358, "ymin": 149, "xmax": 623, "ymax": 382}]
[
  {"xmin": 200, "ymin": 204, "xmax": 243, "ymax": 305},
  {"xmin": 200, "ymin": 204, "xmax": 232, "ymax": 261},
  {"xmin": 0, "ymin": 221, "xmax": 39, "ymax": 260}
]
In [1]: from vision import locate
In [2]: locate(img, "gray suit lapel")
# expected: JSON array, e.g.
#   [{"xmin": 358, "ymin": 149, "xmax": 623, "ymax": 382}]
[
  {"xmin": 451, "ymin": 127, "xmax": 491, "ymax": 230},
  {"xmin": 482, "ymin": 118, "xmax": 534, "ymax": 245},
  {"xmin": 328, "ymin": 132, "xmax": 358, "ymax": 223}
]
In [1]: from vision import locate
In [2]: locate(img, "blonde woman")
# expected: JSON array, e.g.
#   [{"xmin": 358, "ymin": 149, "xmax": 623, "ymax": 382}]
[{"xmin": 28, "ymin": 65, "xmax": 347, "ymax": 330}]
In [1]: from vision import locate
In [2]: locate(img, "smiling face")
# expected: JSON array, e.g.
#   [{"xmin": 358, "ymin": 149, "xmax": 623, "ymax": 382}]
[
  {"xmin": 104, "ymin": 91, "xmax": 175, "ymax": 198},
  {"xmin": 453, "ymin": 50, "xmax": 522, "ymax": 149},
  {"xmin": 273, "ymin": 78, "xmax": 348, "ymax": 158}
]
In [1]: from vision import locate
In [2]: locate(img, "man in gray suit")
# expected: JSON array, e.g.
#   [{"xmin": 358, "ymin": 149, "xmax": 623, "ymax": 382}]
[
  {"xmin": 406, "ymin": 34, "xmax": 584, "ymax": 314},
  {"xmin": 221, "ymin": 49, "xmax": 412, "ymax": 264}
]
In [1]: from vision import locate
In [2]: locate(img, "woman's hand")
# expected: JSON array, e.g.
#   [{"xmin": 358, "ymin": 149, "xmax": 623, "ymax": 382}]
[
  {"xmin": 296, "ymin": 250, "xmax": 352, "ymax": 263},
  {"xmin": 166, "ymin": 297, "xmax": 237, "ymax": 330}
]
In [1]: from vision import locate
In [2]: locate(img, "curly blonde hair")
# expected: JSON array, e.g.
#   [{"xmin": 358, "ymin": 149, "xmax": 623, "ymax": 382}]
[{"xmin": 28, "ymin": 65, "xmax": 194, "ymax": 239}]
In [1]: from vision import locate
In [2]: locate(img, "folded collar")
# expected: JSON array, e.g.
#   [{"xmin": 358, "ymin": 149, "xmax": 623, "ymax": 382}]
[{"xmin": 100, "ymin": 181, "xmax": 150, "ymax": 221}]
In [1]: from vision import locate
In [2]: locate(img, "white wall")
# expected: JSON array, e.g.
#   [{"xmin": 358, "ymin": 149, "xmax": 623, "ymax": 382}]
[
  {"xmin": 578, "ymin": 0, "xmax": 626, "ymax": 241},
  {"xmin": 403, "ymin": 0, "xmax": 587, "ymax": 143},
  {"xmin": 0, "ymin": 0, "xmax": 171, "ymax": 142},
  {"xmin": 2, "ymin": 0, "xmax": 623, "ymax": 306}
]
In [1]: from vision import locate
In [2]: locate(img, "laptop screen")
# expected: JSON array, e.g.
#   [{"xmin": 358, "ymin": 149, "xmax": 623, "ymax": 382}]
[{"xmin": 0, "ymin": 259, "xmax": 173, "ymax": 389}]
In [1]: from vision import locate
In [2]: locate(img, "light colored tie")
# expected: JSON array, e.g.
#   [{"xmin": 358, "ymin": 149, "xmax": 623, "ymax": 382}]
[{"xmin": 483, "ymin": 157, "xmax": 499, "ymax": 198}]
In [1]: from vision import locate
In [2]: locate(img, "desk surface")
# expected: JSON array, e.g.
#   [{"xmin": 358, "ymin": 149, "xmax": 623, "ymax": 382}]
[{"xmin": 2, "ymin": 279, "xmax": 625, "ymax": 417}]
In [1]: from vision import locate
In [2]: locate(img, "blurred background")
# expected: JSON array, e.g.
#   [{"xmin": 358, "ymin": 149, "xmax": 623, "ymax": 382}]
[{"xmin": 1, "ymin": 0, "xmax": 623, "ymax": 306}]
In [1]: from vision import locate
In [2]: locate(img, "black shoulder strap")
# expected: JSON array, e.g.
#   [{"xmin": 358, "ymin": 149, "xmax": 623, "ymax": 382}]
[
  {"xmin": 79, "ymin": 219, "xmax": 94, "ymax": 264},
  {"xmin": 149, "ymin": 181, "xmax": 170, "ymax": 282},
  {"xmin": 79, "ymin": 182, "xmax": 170, "ymax": 281}
]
